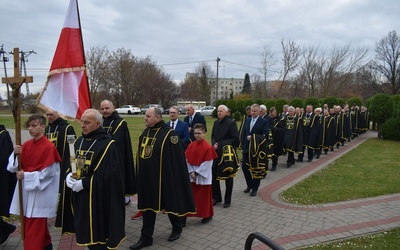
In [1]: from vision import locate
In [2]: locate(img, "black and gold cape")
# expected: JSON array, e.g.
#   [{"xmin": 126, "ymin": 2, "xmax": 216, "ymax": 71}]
[
  {"xmin": 69, "ymin": 128, "xmax": 125, "ymax": 249},
  {"xmin": 137, "ymin": 121, "xmax": 195, "ymax": 216}
]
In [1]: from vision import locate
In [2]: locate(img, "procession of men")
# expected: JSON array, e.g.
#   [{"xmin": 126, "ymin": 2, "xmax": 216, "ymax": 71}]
[{"xmin": 0, "ymin": 101, "xmax": 369, "ymax": 249}]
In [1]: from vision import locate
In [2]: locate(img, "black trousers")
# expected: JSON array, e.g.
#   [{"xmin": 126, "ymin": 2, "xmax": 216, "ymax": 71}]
[
  {"xmin": 287, "ymin": 152, "xmax": 295, "ymax": 165},
  {"xmin": 242, "ymin": 153, "xmax": 261, "ymax": 191},
  {"xmin": 88, "ymin": 244, "xmax": 107, "ymax": 250},
  {"xmin": 271, "ymin": 155, "xmax": 278, "ymax": 167},
  {"xmin": 212, "ymin": 168, "xmax": 233, "ymax": 204},
  {"xmin": 298, "ymin": 146, "xmax": 314, "ymax": 161},
  {"xmin": 140, "ymin": 210, "xmax": 182, "ymax": 243}
]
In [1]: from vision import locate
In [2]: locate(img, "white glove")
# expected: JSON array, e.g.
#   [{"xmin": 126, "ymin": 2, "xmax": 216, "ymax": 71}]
[
  {"xmin": 66, "ymin": 173, "xmax": 76, "ymax": 189},
  {"xmin": 72, "ymin": 180, "xmax": 84, "ymax": 192}
]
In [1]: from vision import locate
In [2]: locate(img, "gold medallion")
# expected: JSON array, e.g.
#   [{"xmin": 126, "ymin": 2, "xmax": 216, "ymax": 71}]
[
  {"xmin": 286, "ymin": 119, "xmax": 294, "ymax": 130},
  {"xmin": 170, "ymin": 135, "xmax": 179, "ymax": 144}
]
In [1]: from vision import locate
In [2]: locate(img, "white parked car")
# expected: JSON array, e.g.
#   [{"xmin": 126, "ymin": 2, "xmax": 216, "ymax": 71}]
[
  {"xmin": 141, "ymin": 104, "xmax": 164, "ymax": 114},
  {"xmin": 196, "ymin": 106, "xmax": 216, "ymax": 116},
  {"xmin": 115, "ymin": 105, "xmax": 141, "ymax": 115}
]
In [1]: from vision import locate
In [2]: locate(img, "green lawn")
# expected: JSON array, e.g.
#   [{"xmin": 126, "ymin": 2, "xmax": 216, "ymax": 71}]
[
  {"xmin": 280, "ymin": 138, "xmax": 400, "ymax": 204},
  {"xmin": 301, "ymin": 228, "xmax": 400, "ymax": 249}
]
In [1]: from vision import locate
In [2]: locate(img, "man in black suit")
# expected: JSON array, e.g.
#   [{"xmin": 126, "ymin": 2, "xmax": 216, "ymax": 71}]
[
  {"xmin": 184, "ymin": 104, "xmax": 207, "ymax": 142},
  {"xmin": 168, "ymin": 106, "xmax": 190, "ymax": 148},
  {"xmin": 211, "ymin": 105, "xmax": 239, "ymax": 208},
  {"xmin": 240, "ymin": 104, "xmax": 269, "ymax": 197}
]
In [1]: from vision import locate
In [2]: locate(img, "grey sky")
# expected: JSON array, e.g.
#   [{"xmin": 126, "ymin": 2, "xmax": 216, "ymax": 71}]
[{"xmin": 1, "ymin": 0, "xmax": 399, "ymax": 98}]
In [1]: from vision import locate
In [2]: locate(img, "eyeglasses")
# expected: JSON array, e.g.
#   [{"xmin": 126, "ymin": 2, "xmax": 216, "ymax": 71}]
[{"xmin": 169, "ymin": 112, "xmax": 178, "ymax": 114}]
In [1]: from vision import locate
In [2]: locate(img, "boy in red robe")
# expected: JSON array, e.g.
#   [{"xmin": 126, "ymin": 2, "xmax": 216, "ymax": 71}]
[
  {"xmin": 185, "ymin": 123, "xmax": 218, "ymax": 224},
  {"xmin": 8, "ymin": 114, "xmax": 61, "ymax": 250}
]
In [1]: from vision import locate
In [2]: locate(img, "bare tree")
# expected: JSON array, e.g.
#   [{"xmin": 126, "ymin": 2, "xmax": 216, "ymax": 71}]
[
  {"xmin": 251, "ymin": 74, "xmax": 264, "ymax": 99},
  {"xmin": 277, "ymin": 39, "xmax": 302, "ymax": 97},
  {"xmin": 108, "ymin": 48, "xmax": 137, "ymax": 107},
  {"xmin": 181, "ymin": 75, "xmax": 201, "ymax": 100},
  {"xmin": 181, "ymin": 62, "xmax": 215, "ymax": 103},
  {"xmin": 157, "ymin": 74, "xmax": 180, "ymax": 108},
  {"xmin": 260, "ymin": 46, "xmax": 276, "ymax": 98},
  {"xmin": 196, "ymin": 62, "xmax": 215, "ymax": 104},
  {"xmin": 86, "ymin": 46, "xmax": 110, "ymax": 106},
  {"xmin": 372, "ymin": 30, "xmax": 400, "ymax": 94},
  {"xmin": 299, "ymin": 45, "xmax": 323, "ymax": 97},
  {"xmin": 358, "ymin": 61, "xmax": 386, "ymax": 93},
  {"xmin": 319, "ymin": 44, "xmax": 368, "ymax": 97}
]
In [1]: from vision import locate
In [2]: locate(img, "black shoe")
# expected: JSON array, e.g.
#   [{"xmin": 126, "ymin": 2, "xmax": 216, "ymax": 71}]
[
  {"xmin": 223, "ymin": 203, "xmax": 230, "ymax": 208},
  {"xmin": 201, "ymin": 216, "xmax": 213, "ymax": 224},
  {"xmin": 243, "ymin": 187, "xmax": 251, "ymax": 193},
  {"xmin": 168, "ymin": 231, "xmax": 181, "ymax": 241},
  {"xmin": 295, "ymin": 159, "xmax": 303, "ymax": 162},
  {"xmin": 212, "ymin": 199, "xmax": 221, "ymax": 206},
  {"xmin": 0, "ymin": 223, "xmax": 16, "ymax": 245},
  {"xmin": 250, "ymin": 190, "xmax": 257, "ymax": 196},
  {"xmin": 271, "ymin": 166, "xmax": 276, "ymax": 171},
  {"xmin": 129, "ymin": 240, "xmax": 153, "ymax": 250}
]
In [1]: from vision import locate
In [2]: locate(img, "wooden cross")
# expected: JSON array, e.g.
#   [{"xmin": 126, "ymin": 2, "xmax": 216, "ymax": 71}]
[{"xmin": 1, "ymin": 47, "xmax": 33, "ymax": 240}]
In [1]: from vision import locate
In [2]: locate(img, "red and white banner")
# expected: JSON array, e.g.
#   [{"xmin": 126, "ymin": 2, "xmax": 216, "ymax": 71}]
[{"xmin": 37, "ymin": 0, "xmax": 91, "ymax": 119}]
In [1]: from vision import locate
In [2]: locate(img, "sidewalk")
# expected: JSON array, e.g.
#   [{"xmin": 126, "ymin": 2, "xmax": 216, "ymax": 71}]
[{"xmin": 2, "ymin": 130, "xmax": 399, "ymax": 249}]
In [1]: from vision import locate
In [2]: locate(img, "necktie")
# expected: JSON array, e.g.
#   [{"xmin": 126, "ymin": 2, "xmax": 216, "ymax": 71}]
[
  {"xmin": 189, "ymin": 116, "xmax": 193, "ymax": 125},
  {"xmin": 250, "ymin": 118, "xmax": 255, "ymax": 131},
  {"xmin": 171, "ymin": 121, "xmax": 175, "ymax": 130}
]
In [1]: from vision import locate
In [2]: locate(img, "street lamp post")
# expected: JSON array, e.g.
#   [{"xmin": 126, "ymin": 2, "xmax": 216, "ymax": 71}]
[{"xmin": 216, "ymin": 57, "xmax": 220, "ymax": 105}]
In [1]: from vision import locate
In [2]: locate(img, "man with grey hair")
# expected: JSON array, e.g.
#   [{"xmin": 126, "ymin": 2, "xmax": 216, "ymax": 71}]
[
  {"xmin": 211, "ymin": 105, "xmax": 239, "ymax": 207},
  {"xmin": 283, "ymin": 106, "xmax": 303, "ymax": 167},
  {"xmin": 281, "ymin": 104, "xmax": 289, "ymax": 118},
  {"xmin": 240, "ymin": 104, "xmax": 269, "ymax": 197},
  {"xmin": 259, "ymin": 105, "xmax": 268, "ymax": 119},
  {"xmin": 184, "ymin": 104, "xmax": 207, "ymax": 142},
  {"xmin": 65, "ymin": 109, "xmax": 125, "ymax": 249},
  {"xmin": 168, "ymin": 106, "xmax": 190, "ymax": 148}
]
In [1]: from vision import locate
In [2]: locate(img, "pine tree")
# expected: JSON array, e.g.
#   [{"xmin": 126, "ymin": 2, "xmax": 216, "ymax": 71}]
[{"xmin": 242, "ymin": 73, "xmax": 251, "ymax": 94}]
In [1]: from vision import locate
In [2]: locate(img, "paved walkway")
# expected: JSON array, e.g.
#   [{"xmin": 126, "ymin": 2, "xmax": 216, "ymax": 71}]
[{"xmin": 1, "ymin": 130, "xmax": 399, "ymax": 249}]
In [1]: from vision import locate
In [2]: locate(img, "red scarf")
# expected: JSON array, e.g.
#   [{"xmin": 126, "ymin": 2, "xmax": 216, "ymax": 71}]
[
  {"xmin": 185, "ymin": 139, "xmax": 218, "ymax": 166},
  {"xmin": 22, "ymin": 136, "xmax": 61, "ymax": 172}
]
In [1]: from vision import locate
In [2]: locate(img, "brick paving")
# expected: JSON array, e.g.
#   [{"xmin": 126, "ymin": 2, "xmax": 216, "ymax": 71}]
[{"xmin": 1, "ymin": 130, "xmax": 399, "ymax": 249}]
